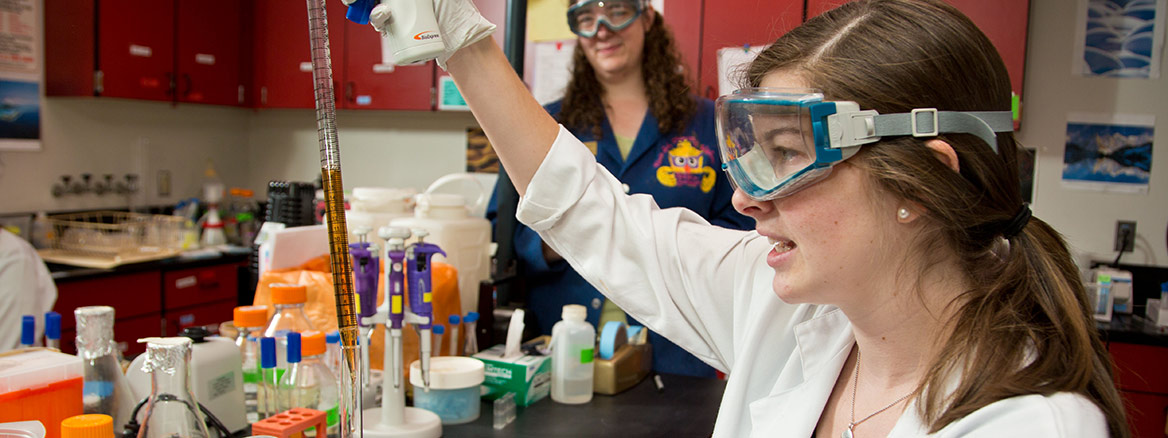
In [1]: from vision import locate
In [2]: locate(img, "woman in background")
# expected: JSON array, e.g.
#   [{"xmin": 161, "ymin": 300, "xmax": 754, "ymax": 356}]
[{"xmin": 486, "ymin": 0, "xmax": 751, "ymax": 378}]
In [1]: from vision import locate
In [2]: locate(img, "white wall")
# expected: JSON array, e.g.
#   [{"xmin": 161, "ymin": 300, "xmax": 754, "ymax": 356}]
[
  {"xmin": 244, "ymin": 109, "xmax": 481, "ymax": 195},
  {"xmin": 0, "ymin": 98, "xmax": 251, "ymax": 214},
  {"xmin": 1019, "ymin": 0, "xmax": 1168, "ymax": 267}
]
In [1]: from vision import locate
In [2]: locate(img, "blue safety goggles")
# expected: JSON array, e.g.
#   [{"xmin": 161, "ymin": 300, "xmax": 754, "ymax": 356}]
[
  {"xmin": 715, "ymin": 88, "xmax": 1015, "ymax": 201},
  {"xmin": 567, "ymin": 0, "xmax": 646, "ymax": 38}
]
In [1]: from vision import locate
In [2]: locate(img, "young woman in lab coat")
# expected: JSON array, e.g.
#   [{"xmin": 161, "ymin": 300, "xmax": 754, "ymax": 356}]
[
  {"xmin": 358, "ymin": 0, "xmax": 1128, "ymax": 436},
  {"xmin": 484, "ymin": 0, "xmax": 752, "ymax": 378}
]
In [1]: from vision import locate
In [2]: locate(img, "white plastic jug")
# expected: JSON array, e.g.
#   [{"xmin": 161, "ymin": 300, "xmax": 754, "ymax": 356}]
[
  {"xmin": 126, "ymin": 330, "xmax": 246, "ymax": 433},
  {"xmin": 346, "ymin": 187, "xmax": 417, "ymax": 247},
  {"xmin": 390, "ymin": 181, "xmax": 492, "ymax": 316}
]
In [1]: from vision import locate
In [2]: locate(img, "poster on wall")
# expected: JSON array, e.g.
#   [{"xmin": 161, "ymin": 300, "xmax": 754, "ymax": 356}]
[
  {"xmin": 1073, "ymin": 0, "xmax": 1166, "ymax": 79},
  {"xmin": 532, "ymin": 40, "xmax": 576, "ymax": 105},
  {"xmin": 0, "ymin": 0, "xmax": 40, "ymax": 151},
  {"xmin": 1061, "ymin": 113, "xmax": 1154, "ymax": 194},
  {"xmin": 466, "ymin": 127, "xmax": 498, "ymax": 173}
]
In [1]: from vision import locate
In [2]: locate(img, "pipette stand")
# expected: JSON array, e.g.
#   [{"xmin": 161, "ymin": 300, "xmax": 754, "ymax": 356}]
[{"xmin": 362, "ymin": 227, "xmax": 440, "ymax": 438}]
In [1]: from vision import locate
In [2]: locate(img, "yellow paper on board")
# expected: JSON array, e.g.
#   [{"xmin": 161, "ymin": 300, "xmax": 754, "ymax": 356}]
[{"xmin": 528, "ymin": 0, "xmax": 576, "ymax": 42}]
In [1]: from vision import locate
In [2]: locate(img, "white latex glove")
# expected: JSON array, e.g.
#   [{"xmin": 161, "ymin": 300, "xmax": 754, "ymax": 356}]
[{"xmin": 362, "ymin": 0, "xmax": 496, "ymax": 69}]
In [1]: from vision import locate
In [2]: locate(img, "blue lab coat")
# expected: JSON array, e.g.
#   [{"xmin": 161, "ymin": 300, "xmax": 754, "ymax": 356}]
[{"xmin": 486, "ymin": 97, "xmax": 753, "ymax": 377}]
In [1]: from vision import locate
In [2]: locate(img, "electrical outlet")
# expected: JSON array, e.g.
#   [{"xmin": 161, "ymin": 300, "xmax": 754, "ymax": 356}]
[
  {"xmin": 1114, "ymin": 221, "xmax": 1136, "ymax": 252},
  {"xmin": 157, "ymin": 170, "xmax": 171, "ymax": 197}
]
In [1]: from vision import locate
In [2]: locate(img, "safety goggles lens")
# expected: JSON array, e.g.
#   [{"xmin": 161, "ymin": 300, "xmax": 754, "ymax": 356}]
[
  {"xmin": 716, "ymin": 89, "xmax": 833, "ymax": 200},
  {"xmin": 568, "ymin": 0, "xmax": 643, "ymax": 37}
]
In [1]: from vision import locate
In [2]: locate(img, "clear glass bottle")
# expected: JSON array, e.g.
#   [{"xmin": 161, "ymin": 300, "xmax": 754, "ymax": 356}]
[
  {"xmin": 233, "ymin": 305, "xmax": 268, "ymax": 423},
  {"xmin": 550, "ymin": 304, "xmax": 595, "ymax": 404},
  {"xmin": 137, "ymin": 337, "xmax": 210, "ymax": 438},
  {"xmin": 262, "ymin": 284, "xmax": 316, "ymax": 370},
  {"xmin": 74, "ymin": 306, "xmax": 135, "ymax": 431},
  {"xmin": 278, "ymin": 331, "xmax": 339, "ymax": 437}
]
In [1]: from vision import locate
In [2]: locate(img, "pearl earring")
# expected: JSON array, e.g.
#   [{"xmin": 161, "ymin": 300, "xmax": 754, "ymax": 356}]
[{"xmin": 897, "ymin": 208, "xmax": 910, "ymax": 220}]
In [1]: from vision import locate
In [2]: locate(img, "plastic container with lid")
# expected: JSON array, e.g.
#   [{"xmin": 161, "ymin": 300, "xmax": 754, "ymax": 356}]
[
  {"xmin": 0, "ymin": 349, "xmax": 84, "ymax": 438},
  {"xmin": 59, "ymin": 414, "xmax": 113, "ymax": 438},
  {"xmin": 409, "ymin": 356, "xmax": 485, "ymax": 425},
  {"xmin": 263, "ymin": 284, "xmax": 316, "ymax": 369},
  {"xmin": 551, "ymin": 304, "xmax": 595, "ymax": 404},
  {"xmin": 126, "ymin": 327, "xmax": 246, "ymax": 434},
  {"xmin": 347, "ymin": 187, "xmax": 416, "ymax": 247},
  {"xmin": 390, "ymin": 191, "xmax": 491, "ymax": 316},
  {"xmin": 0, "ymin": 420, "xmax": 46, "ymax": 438}
]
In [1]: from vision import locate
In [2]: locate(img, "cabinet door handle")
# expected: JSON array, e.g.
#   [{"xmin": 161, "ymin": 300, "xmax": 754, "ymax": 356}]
[
  {"xmin": 345, "ymin": 81, "xmax": 355, "ymax": 103},
  {"xmin": 182, "ymin": 73, "xmax": 192, "ymax": 98},
  {"xmin": 165, "ymin": 72, "xmax": 176, "ymax": 97}
]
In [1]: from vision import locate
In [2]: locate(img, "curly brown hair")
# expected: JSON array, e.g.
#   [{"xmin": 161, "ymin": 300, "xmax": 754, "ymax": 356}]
[{"xmin": 557, "ymin": 9, "xmax": 696, "ymax": 140}]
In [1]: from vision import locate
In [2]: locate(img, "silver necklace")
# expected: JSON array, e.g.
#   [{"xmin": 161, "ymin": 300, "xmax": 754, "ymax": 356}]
[{"xmin": 842, "ymin": 350, "xmax": 914, "ymax": 438}]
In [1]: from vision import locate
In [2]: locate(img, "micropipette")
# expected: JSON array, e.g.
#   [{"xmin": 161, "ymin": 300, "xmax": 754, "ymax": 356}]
[
  {"xmin": 380, "ymin": 227, "xmax": 410, "ymax": 391},
  {"xmin": 350, "ymin": 227, "xmax": 378, "ymax": 388},
  {"xmin": 407, "ymin": 229, "xmax": 446, "ymax": 390},
  {"xmin": 305, "ymin": 0, "xmax": 361, "ymax": 435}
]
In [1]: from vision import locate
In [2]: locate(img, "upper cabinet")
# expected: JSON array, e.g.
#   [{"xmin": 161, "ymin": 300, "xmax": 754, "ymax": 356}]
[
  {"xmin": 46, "ymin": 0, "xmax": 247, "ymax": 106},
  {"xmin": 251, "ymin": 0, "xmax": 434, "ymax": 110}
]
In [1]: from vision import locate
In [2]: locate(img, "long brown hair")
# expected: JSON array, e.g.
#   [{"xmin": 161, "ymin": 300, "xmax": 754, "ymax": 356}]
[
  {"xmin": 558, "ymin": 7, "xmax": 696, "ymax": 140},
  {"xmin": 746, "ymin": 0, "xmax": 1128, "ymax": 435}
]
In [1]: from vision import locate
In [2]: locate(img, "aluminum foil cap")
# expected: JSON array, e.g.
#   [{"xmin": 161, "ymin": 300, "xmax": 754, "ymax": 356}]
[
  {"xmin": 74, "ymin": 306, "xmax": 115, "ymax": 359},
  {"xmin": 139, "ymin": 337, "xmax": 193, "ymax": 375}
]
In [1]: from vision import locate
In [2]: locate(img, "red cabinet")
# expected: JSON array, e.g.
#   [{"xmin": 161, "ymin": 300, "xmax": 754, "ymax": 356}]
[
  {"xmin": 45, "ymin": 0, "xmax": 247, "ymax": 106},
  {"xmin": 342, "ymin": 20, "xmax": 435, "ymax": 110},
  {"xmin": 698, "ymin": 1, "xmax": 804, "ymax": 100},
  {"xmin": 175, "ymin": 0, "xmax": 246, "ymax": 106},
  {"xmin": 1109, "ymin": 342, "xmax": 1168, "ymax": 437},
  {"xmin": 660, "ymin": 2, "xmax": 703, "ymax": 91},
  {"xmin": 96, "ymin": 0, "xmax": 175, "ymax": 102},
  {"xmin": 252, "ymin": 0, "xmax": 346, "ymax": 109}
]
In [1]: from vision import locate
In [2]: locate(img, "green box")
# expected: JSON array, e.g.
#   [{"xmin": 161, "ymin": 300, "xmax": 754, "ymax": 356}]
[{"xmin": 472, "ymin": 344, "xmax": 551, "ymax": 407}]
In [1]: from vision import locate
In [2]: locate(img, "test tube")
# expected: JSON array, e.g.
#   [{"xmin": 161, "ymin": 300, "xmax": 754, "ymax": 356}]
[
  {"xmin": 19, "ymin": 315, "xmax": 35, "ymax": 348},
  {"xmin": 432, "ymin": 324, "xmax": 445, "ymax": 356},
  {"xmin": 44, "ymin": 312, "xmax": 61, "ymax": 350},
  {"xmin": 259, "ymin": 337, "xmax": 278, "ymax": 418},
  {"xmin": 464, "ymin": 312, "xmax": 479, "ymax": 355},
  {"xmin": 448, "ymin": 314, "xmax": 461, "ymax": 357}
]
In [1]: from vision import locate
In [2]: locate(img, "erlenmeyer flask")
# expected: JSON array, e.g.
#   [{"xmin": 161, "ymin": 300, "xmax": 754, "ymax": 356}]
[
  {"xmin": 74, "ymin": 306, "xmax": 135, "ymax": 431},
  {"xmin": 137, "ymin": 337, "xmax": 210, "ymax": 438}
]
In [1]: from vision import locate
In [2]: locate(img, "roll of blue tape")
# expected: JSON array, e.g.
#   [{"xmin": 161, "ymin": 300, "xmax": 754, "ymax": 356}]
[{"xmin": 598, "ymin": 321, "xmax": 628, "ymax": 360}]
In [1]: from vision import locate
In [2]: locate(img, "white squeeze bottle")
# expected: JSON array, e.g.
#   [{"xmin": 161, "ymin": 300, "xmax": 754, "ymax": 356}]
[{"xmin": 551, "ymin": 304, "xmax": 595, "ymax": 404}]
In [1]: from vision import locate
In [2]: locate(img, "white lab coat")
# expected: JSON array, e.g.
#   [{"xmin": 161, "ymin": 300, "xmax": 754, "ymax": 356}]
[
  {"xmin": 515, "ymin": 126, "xmax": 1109, "ymax": 437},
  {"xmin": 0, "ymin": 229, "xmax": 58, "ymax": 352}
]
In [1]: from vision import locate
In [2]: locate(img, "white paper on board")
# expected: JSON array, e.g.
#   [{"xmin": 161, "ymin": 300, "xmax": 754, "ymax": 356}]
[{"xmin": 717, "ymin": 45, "xmax": 767, "ymax": 97}]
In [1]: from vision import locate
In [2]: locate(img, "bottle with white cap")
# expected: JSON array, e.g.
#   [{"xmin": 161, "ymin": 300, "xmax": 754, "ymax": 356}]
[{"xmin": 550, "ymin": 304, "xmax": 595, "ymax": 404}]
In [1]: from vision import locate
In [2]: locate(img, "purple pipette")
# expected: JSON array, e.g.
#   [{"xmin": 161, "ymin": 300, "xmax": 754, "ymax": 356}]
[
  {"xmin": 379, "ymin": 226, "xmax": 411, "ymax": 390},
  {"xmin": 349, "ymin": 231, "xmax": 379, "ymax": 387},
  {"xmin": 407, "ymin": 229, "xmax": 445, "ymax": 389}
]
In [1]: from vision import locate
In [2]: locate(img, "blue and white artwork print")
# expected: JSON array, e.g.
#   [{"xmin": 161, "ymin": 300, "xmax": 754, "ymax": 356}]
[
  {"xmin": 1077, "ymin": 0, "xmax": 1166, "ymax": 78},
  {"xmin": 1062, "ymin": 113, "xmax": 1154, "ymax": 194}
]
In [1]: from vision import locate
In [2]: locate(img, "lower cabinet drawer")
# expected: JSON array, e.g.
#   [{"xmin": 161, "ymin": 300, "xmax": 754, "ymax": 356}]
[{"xmin": 163, "ymin": 300, "xmax": 237, "ymax": 337}]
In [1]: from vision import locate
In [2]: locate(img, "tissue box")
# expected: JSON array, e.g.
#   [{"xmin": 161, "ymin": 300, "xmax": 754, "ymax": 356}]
[
  {"xmin": 1146, "ymin": 299, "xmax": 1168, "ymax": 327},
  {"xmin": 473, "ymin": 344, "xmax": 551, "ymax": 407}
]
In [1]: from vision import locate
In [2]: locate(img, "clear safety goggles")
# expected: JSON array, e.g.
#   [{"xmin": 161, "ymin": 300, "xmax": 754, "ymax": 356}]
[
  {"xmin": 567, "ymin": 0, "xmax": 646, "ymax": 38},
  {"xmin": 715, "ymin": 88, "xmax": 1015, "ymax": 201}
]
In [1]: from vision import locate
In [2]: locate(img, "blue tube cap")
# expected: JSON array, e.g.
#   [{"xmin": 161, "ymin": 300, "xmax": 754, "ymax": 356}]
[
  {"xmin": 433, "ymin": 324, "xmax": 445, "ymax": 335},
  {"xmin": 345, "ymin": 0, "xmax": 375, "ymax": 24},
  {"xmin": 260, "ymin": 337, "xmax": 277, "ymax": 369},
  {"xmin": 287, "ymin": 332, "xmax": 302, "ymax": 363},
  {"xmin": 464, "ymin": 312, "xmax": 479, "ymax": 323},
  {"xmin": 449, "ymin": 314, "xmax": 461, "ymax": 325},
  {"xmin": 20, "ymin": 315, "xmax": 35, "ymax": 346},
  {"xmin": 326, "ymin": 330, "xmax": 340, "ymax": 344},
  {"xmin": 45, "ymin": 312, "xmax": 61, "ymax": 340}
]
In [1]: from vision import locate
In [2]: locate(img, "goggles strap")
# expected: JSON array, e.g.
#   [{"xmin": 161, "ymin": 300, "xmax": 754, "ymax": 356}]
[{"xmin": 872, "ymin": 110, "xmax": 1014, "ymax": 152}]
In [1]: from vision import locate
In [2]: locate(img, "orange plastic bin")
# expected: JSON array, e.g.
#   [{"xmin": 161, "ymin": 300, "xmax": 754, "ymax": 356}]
[{"xmin": 0, "ymin": 349, "xmax": 84, "ymax": 438}]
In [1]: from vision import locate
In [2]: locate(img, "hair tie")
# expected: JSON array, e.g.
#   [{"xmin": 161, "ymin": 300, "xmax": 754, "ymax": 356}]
[{"xmin": 1002, "ymin": 203, "xmax": 1031, "ymax": 239}]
